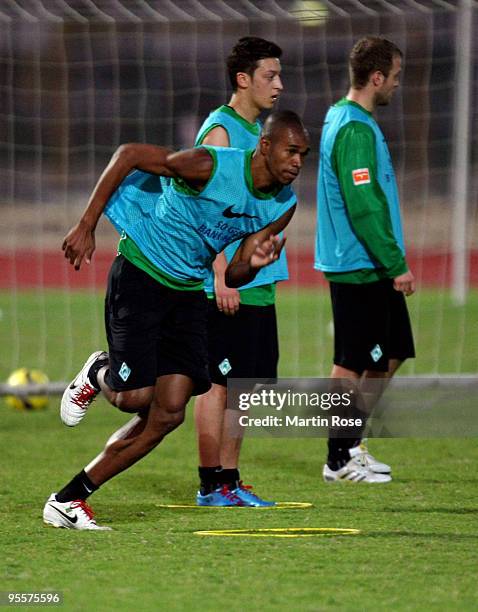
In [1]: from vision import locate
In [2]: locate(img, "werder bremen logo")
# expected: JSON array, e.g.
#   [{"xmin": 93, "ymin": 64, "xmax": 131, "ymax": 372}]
[{"xmin": 119, "ymin": 362, "xmax": 131, "ymax": 381}]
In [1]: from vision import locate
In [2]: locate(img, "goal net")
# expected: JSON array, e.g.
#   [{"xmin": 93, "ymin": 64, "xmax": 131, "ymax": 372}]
[{"xmin": 0, "ymin": 0, "xmax": 476, "ymax": 393}]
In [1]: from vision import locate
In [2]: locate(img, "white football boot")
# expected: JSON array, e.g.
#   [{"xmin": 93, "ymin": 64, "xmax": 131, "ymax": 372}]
[
  {"xmin": 358, "ymin": 440, "xmax": 392, "ymax": 474},
  {"xmin": 61, "ymin": 351, "xmax": 108, "ymax": 427},
  {"xmin": 323, "ymin": 446, "xmax": 392, "ymax": 483},
  {"xmin": 43, "ymin": 494, "xmax": 111, "ymax": 530}
]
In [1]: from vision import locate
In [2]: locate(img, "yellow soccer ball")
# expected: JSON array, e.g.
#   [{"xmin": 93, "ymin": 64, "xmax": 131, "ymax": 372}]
[
  {"xmin": 5, "ymin": 368, "xmax": 49, "ymax": 411},
  {"xmin": 290, "ymin": 0, "xmax": 328, "ymax": 27}
]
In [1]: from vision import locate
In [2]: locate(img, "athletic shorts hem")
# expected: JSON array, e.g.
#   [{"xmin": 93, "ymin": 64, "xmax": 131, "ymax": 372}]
[
  {"xmin": 106, "ymin": 369, "xmax": 211, "ymax": 397},
  {"xmin": 333, "ymin": 358, "xmax": 388, "ymax": 375}
]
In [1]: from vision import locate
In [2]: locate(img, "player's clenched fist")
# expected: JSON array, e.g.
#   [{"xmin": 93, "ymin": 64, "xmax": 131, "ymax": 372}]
[{"xmin": 393, "ymin": 270, "xmax": 415, "ymax": 296}]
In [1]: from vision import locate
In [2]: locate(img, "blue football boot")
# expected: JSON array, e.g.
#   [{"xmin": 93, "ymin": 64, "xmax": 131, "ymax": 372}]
[
  {"xmin": 231, "ymin": 481, "xmax": 276, "ymax": 507},
  {"xmin": 196, "ymin": 485, "xmax": 246, "ymax": 506}
]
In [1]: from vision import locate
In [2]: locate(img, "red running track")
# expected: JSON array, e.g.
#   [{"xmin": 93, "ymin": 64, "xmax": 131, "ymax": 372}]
[{"xmin": 0, "ymin": 249, "xmax": 477, "ymax": 289}]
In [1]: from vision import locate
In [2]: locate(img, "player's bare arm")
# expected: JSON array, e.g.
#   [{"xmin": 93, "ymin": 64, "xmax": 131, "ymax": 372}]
[
  {"xmin": 225, "ymin": 205, "xmax": 295, "ymax": 287},
  {"xmin": 63, "ymin": 145, "xmax": 213, "ymax": 270},
  {"xmin": 201, "ymin": 125, "xmax": 230, "ymax": 147},
  {"xmin": 212, "ymin": 252, "xmax": 241, "ymax": 315}
]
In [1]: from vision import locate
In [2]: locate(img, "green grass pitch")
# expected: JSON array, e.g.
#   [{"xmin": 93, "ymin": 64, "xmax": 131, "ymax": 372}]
[
  {"xmin": 0, "ymin": 288, "xmax": 477, "ymax": 610},
  {"xmin": 1, "ymin": 288, "xmax": 477, "ymax": 381}
]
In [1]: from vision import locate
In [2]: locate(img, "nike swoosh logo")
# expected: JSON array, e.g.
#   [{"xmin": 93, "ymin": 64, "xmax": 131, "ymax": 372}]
[
  {"xmin": 222, "ymin": 206, "xmax": 258, "ymax": 220},
  {"xmin": 69, "ymin": 377, "xmax": 81, "ymax": 389},
  {"xmin": 49, "ymin": 504, "xmax": 78, "ymax": 524}
]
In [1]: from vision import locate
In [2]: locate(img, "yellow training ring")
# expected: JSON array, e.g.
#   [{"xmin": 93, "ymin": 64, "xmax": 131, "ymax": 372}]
[
  {"xmin": 156, "ymin": 501, "xmax": 313, "ymax": 510},
  {"xmin": 194, "ymin": 527, "xmax": 361, "ymax": 538}
]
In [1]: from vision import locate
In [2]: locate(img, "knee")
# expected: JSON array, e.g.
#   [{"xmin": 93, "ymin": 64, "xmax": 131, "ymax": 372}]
[
  {"xmin": 115, "ymin": 389, "xmax": 153, "ymax": 413},
  {"xmin": 152, "ymin": 398, "xmax": 187, "ymax": 435},
  {"xmin": 159, "ymin": 403, "xmax": 186, "ymax": 433},
  {"xmin": 196, "ymin": 383, "xmax": 227, "ymax": 408},
  {"xmin": 140, "ymin": 411, "xmax": 185, "ymax": 451},
  {"xmin": 168, "ymin": 408, "xmax": 186, "ymax": 431}
]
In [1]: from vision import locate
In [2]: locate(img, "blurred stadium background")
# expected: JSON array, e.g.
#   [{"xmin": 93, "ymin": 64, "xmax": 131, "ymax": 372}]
[{"xmin": 0, "ymin": 0, "xmax": 477, "ymax": 388}]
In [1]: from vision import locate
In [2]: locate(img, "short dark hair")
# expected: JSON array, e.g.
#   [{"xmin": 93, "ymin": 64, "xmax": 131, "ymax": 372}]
[
  {"xmin": 261, "ymin": 110, "xmax": 307, "ymax": 140},
  {"xmin": 349, "ymin": 36, "xmax": 402, "ymax": 89},
  {"xmin": 227, "ymin": 36, "xmax": 282, "ymax": 90}
]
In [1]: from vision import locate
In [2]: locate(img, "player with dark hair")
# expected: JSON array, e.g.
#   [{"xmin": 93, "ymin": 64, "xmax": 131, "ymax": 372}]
[
  {"xmin": 43, "ymin": 110, "xmax": 309, "ymax": 529},
  {"xmin": 315, "ymin": 36, "xmax": 415, "ymax": 483},
  {"xmin": 194, "ymin": 36, "xmax": 286, "ymax": 506},
  {"xmin": 226, "ymin": 36, "xmax": 282, "ymax": 93}
]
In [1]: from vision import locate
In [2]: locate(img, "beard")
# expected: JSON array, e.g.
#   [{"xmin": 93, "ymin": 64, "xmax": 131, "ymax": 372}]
[
  {"xmin": 376, "ymin": 94, "xmax": 391, "ymax": 106},
  {"xmin": 375, "ymin": 89, "xmax": 396, "ymax": 106}
]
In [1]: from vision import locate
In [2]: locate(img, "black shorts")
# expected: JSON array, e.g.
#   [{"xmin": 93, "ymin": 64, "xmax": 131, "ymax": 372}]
[
  {"xmin": 104, "ymin": 255, "xmax": 210, "ymax": 395},
  {"xmin": 206, "ymin": 300, "xmax": 279, "ymax": 386},
  {"xmin": 330, "ymin": 278, "xmax": 415, "ymax": 374}
]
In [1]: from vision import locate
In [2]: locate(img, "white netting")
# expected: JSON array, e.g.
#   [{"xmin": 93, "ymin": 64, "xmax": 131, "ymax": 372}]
[{"xmin": 0, "ymin": 0, "xmax": 477, "ymax": 389}]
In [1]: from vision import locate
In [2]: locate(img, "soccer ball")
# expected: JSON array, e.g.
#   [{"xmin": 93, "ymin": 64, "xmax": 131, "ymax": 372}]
[{"xmin": 5, "ymin": 368, "xmax": 49, "ymax": 411}]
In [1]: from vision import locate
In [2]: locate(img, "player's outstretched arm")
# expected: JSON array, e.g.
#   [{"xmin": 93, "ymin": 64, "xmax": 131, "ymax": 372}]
[
  {"xmin": 62, "ymin": 144, "xmax": 213, "ymax": 270},
  {"xmin": 225, "ymin": 206, "xmax": 295, "ymax": 288},
  {"xmin": 62, "ymin": 144, "xmax": 174, "ymax": 270}
]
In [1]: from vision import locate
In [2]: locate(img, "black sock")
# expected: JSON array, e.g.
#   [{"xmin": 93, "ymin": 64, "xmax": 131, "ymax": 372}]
[
  {"xmin": 55, "ymin": 470, "xmax": 99, "ymax": 502},
  {"xmin": 327, "ymin": 384, "xmax": 367, "ymax": 470},
  {"xmin": 88, "ymin": 357, "xmax": 109, "ymax": 391},
  {"xmin": 327, "ymin": 438, "xmax": 361, "ymax": 471},
  {"xmin": 216, "ymin": 468, "xmax": 240, "ymax": 489},
  {"xmin": 198, "ymin": 466, "xmax": 222, "ymax": 495}
]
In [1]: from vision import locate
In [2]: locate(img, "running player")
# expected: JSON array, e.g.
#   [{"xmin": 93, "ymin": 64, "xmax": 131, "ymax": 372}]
[{"xmin": 43, "ymin": 111, "xmax": 309, "ymax": 529}]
